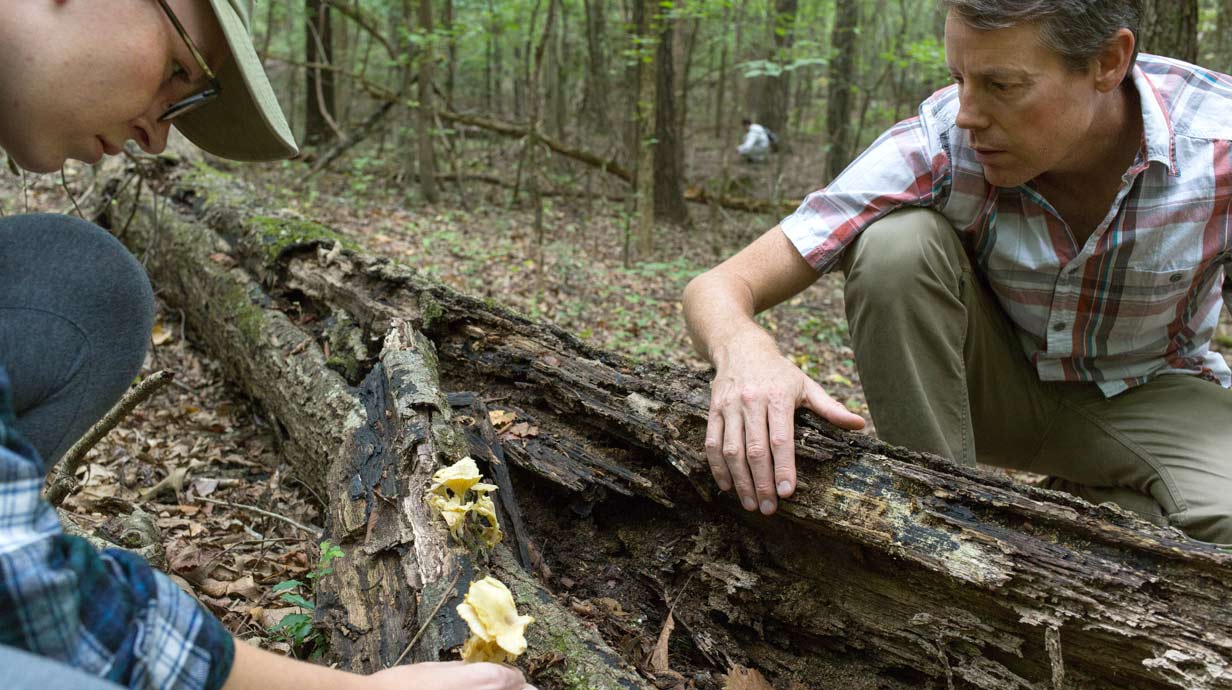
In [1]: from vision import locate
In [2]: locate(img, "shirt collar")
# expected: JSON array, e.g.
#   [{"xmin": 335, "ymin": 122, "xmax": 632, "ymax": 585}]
[{"xmin": 1131, "ymin": 63, "xmax": 1179, "ymax": 175}]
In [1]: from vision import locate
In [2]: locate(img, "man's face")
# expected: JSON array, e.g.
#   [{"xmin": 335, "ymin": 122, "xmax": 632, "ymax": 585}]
[
  {"xmin": 0, "ymin": 0, "xmax": 228, "ymax": 173},
  {"xmin": 944, "ymin": 12, "xmax": 1103, "ymax": 188}
]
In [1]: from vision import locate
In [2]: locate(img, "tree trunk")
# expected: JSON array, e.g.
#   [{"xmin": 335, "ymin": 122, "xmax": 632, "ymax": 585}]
[
  {"xmin": 1139, "ymin": 0, "xmax": 1199, "ymax": 62},
  {"xmin": 1208, "ymin": 0, "xmax": 1232, "ymax": 73},
  {"xmin": 755, "ymin": 0, "xmax": 797, "ymax": 134},
  {"xmin": 417, "ymin": 0, "xmax": 439, "ymax": 203},
  {"xmin": 581, "ymin": 0, "xmax": 612, "ymax": 135},
  {"xmin": 652, "ymin": 4, "xmax": 690, "ymax": 225},
  {"xmin": 633, "ymin": 0, "xmax": 657, "ymax": 256},
  {"xmin": 826, "ymin": 0, "xmax": 860, "ymax": 181},
  {"xmin": 443, "ymin": 0, "xmax": 456, "ymax": 108},
  {"xmin": 304, "ymin": 0, "xmax": 338, "ymax": 145},
  {"xmin": 92, "ymin": 157, "xmax": 1232, "ymax": 690}
]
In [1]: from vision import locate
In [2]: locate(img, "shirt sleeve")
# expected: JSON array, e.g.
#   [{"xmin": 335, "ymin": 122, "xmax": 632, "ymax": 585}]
[
  {"xmin": 737, "ymin": 129, "xmax": 758, "ymax": 155},
  {"xmin": 0, "ymin": 369, "xmax": 234, "ymax": 690},
  {"xmin": 779, "ymin": 110, "xmax": 951, "ymax": 273}
]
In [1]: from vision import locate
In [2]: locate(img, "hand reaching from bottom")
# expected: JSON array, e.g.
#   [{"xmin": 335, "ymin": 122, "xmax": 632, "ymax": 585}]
[{"xmin": 367, "ymin": 661, "xmax": 535, "ymax": 690}]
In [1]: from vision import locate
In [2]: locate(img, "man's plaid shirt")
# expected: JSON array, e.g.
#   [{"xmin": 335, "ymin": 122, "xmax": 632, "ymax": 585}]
[
  {"xmin": 782, "ymin": 54, "xmax": 1232, "ymax": 397},
  {"xmin": 0, "ymin": 368, "xmax": 233, "ymax": 690}
]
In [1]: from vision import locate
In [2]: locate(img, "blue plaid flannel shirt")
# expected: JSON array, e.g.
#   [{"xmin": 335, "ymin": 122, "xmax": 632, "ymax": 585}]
[{"xmin": 0, "ymin": 367, "xmax": 234, "ymax": 690}]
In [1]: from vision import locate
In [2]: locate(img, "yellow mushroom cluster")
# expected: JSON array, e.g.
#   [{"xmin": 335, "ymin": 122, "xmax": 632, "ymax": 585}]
[
  {"xmin": 426, "ymin": 456, "xmax": 503, "ymax": 547},
  {"xmin": 427, "ymin": 458, "xmax": 533, "ymax": 663},
  {"xmin": 457, "ymin": 576, "xmax": 535, "ymax": 663}
]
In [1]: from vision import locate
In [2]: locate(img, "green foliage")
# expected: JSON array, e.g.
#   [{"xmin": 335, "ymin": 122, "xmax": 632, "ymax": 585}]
[{"xmin": 267, "ymin": 541, "xmax": 345, "ymax": 659}]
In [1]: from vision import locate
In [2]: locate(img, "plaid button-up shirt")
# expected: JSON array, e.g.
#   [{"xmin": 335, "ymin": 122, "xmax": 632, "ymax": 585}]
[
  {"xmin": 0, "ymin": 368, "xmax": 234, "ymax": 690},
  {"xmin": 782, "ymin": 54, "xmax": 1232, "ymax": 397}
]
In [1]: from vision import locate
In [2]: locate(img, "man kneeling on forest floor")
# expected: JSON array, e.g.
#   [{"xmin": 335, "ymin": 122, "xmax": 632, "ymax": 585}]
[{"xmin": 683, "ymin": 0, "xmax": 1232, "ymax": 545}]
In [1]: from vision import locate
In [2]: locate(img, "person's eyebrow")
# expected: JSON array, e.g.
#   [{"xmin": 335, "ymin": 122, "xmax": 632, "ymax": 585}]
[{"xmin": 973, "ymin": 66, "xmax": 1035, "ymax": 81}]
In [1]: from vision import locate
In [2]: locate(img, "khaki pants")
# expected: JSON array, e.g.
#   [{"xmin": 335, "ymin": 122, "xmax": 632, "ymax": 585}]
[{"xmin": 841, "ymin": 208, "xmax": 1232, "ymax": 544}]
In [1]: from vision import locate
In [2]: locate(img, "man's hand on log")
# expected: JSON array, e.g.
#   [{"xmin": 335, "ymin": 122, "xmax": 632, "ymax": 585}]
[{"xmin": 706, "ymin": 343, "xmax": 865, "ymax": 515}]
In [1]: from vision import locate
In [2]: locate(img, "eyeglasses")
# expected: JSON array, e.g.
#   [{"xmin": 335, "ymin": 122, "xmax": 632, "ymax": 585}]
[{"xmin": 156, "ymin": 0, "xmax": 222, "ymax": 122}]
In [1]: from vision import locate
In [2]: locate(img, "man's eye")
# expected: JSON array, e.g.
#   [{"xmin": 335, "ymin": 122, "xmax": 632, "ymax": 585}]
[
  {"xmin": 171, "ymin": 61, "xmax": 192, "ymax": 83},
  {"xmin": 990, "ymin": 82, "xmax": 1016, "ymax": 93}
]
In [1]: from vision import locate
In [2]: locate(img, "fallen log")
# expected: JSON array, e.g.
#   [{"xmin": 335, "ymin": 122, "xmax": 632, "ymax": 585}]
[{"xmin": 94, "ymin": 158, "xmax": 1232, "ymax": 690}]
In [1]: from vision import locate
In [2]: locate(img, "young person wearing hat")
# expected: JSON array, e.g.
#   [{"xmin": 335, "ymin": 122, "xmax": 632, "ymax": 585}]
[{"xmin": 0, "ymin": 2, "xmax": 534, "ymax": 689}]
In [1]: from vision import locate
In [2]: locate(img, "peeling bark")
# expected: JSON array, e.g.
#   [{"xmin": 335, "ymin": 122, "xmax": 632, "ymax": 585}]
[{"xmin": 93, "ymin": 160, "xmax": 1232, "ymax": 690}]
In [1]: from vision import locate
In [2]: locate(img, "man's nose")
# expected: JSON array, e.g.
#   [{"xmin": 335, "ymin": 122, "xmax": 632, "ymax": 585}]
[{"xmin": 954, "ymin": 89, "xmax": 990, "ymax": 131}]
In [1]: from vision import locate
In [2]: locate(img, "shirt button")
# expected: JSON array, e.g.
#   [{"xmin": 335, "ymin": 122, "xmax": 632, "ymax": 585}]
[
  {"xmin": 1052, "ymin": 322, "xmax": 1067, "ymax": 332},
  {"xmin": 1169, "ymin": 273, "xmax": 1183, "ymax": 283}
]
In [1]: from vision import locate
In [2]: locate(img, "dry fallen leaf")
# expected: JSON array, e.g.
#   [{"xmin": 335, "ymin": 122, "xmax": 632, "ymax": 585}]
[
  {"xmin": 488, "ymin": 409, "xmax": 516, "ymax": 427},
  {"xmin": 648, "ymin": 611, "xmax": 675, "ymax": 674},
  {"xmin": 722, "ymin": 665, "xmax": 775, "ymax": 690},
  {"xmin": 499, "ymin": 422, "xmax": 539, "ymax": 440}
]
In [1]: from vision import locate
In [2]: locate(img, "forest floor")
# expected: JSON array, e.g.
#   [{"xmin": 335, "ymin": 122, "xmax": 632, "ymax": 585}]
[{"xmin": 2, "ymin": 137, "xmax": 1230, "ymax": 681}]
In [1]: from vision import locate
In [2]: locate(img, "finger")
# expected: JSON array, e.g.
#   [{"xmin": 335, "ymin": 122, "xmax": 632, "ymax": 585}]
[
  {"xmin": 465, "ymin": 662, "xmax": 525, "ymax": 690},
  {"xmin": 720, "ymin": 404, "xmax": 757, "ymax": 512},
  {"xmin": 802, "ymin": 381, "xmax": 866, "ymax": 430},
  {"xmin": 766, "ymin": 390, "xmax": 796, "ymax": 499},
  {"xmin": 705, "ymin": 405, "xmax": 733, "ymax": 491},
  {"xmin": 739, "ymin": 388, "xmax": 778, "ymax": 515}
]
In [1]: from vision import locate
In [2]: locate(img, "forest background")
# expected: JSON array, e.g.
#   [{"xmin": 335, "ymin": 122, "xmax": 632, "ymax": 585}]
[{"xmin": 0, "ymin": 0, "xmax": 1230, "ymax": 676}]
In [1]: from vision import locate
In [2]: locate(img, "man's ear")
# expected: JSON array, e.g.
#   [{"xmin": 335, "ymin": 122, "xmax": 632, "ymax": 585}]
[{"xmin": 1094, "ymin": 28, "xmax": 1136, "ymax": 92}]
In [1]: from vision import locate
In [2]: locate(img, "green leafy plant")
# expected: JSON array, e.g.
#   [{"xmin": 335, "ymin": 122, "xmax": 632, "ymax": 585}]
[{"xmin": 268, "ymin": 540, "xmax": 344, "ymax": 659}]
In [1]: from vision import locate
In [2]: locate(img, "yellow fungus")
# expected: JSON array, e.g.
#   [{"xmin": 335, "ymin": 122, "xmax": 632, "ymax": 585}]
[
  {"xmin": 426, "ymin": 457, "xmax": 504, "ymax": 545},
  {"xmin": 457, "ymin": 576, "xmax": 534, "ymax": 663}
]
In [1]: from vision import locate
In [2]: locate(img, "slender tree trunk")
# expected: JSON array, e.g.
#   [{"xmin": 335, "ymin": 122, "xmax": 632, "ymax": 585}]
[
  {"xmin": 417, "ymin": 0, "xmax": 439, "ymax": 203},
  {"xmin": 581, "ymin": 0, "xmax": 612, "ymax": 134},
  {"xmin": 444, "ymin": 0, "xmax": 456, "ymax": 108},
  {"xmin": 826, "ymin": 0, "xmax": 859, "ymax": 181},
  {"xmin": 552, "ymin": 3, "xmax": 569, "ymax": 141},
  {"xmin": 1216, "ymin": 0, "xmax": 1232, "ymax": 73},
  {"xmin": 756, "ymin": 0, "xmax": 797, "ymax": 134},
  {"xmin": 634, "ymin": 0, "xmax": 657, "ymax": 256},
  {"xmin": 304, "ymin": 0, "xmax": 337, "ymax": 144},
  {"xmin": 491, "ymin": 0, "xmax": 504, "ymax": 116},
  {"xmin": 1139, "ymin": 0, "xmax": 1199, "ymax": 62},
  {"xmin": 713, "ymin": 10, "xmax": 729, "ymax": 139},
  {"xmin": 650, "ymin": 4, "xmax": 689, "ymax": 225}
]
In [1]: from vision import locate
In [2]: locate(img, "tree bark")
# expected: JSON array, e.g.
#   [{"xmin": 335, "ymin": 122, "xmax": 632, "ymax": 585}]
[
  {"xmin": 417, "ymin": 0, "xmax": 439, "ymax": 203},
  {"xmin": 1139, "ymin": 0, "xmax": 1198, "ymax": 63},
  {"xmin": 91, "ymin": 159, "xmax": 1232, "ymax": 690},
  {"xmin": 755, "ymin": 0, "xmax": 797, "ymax": 135},
  {"xmin": 652, "ymin": 3, "xmax": 690, "ymax": 225},
  {"xmin": 1208, "ymin": 0, "xmax": 1232, "ymax": 73},
  {"xmin": 633, "ymin": 0, "xmax": 657, "ymax": 257},
  {"xmin": 304, "ymin": 0, "xmax": 338, "ymax": 145},
  {"xmin": 581, "ymin": 0, "xmax": 613, "ymax": 135},
  {"xmin": 826, "ymin": 0, "xmax": 860, "ymax": 181}
]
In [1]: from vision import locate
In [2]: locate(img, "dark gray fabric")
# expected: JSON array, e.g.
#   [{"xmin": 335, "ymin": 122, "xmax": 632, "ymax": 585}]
[
  {"xmin": 0, "ymin": 214, "xmax": 153, "ymax": 462},
  {"xmin": 0, "ymin": 643, "xmax": 125, "ymax": 690}
]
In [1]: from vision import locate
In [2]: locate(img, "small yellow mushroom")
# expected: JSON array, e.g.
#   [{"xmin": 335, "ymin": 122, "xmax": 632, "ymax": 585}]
[
  {"xmin": 456, "ymin": 576, "xmax": 534, "ymax": 664},
  {"xmin": 426, "ymin": 457, "xmax": 504, "ymax": 545},
  {"xmin": 427, "ymin": 493, "xmax": 474, "ymax": 539},
  {"xmin": 473, "ymin": 494, "xmax": 504, "ymax": 547},
  {"xmin": 430, "ymin": 456, "xmax": 484, "ymax": 497}
]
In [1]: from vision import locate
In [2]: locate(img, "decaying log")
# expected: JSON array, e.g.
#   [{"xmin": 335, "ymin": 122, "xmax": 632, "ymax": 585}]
[
  {"xmin": 94, "ymin": 159, "xmax": 1232, "ymax": 690},
  {"xmin": 93, "ymin": 162, "xmax": 651, "ymax": 689}
]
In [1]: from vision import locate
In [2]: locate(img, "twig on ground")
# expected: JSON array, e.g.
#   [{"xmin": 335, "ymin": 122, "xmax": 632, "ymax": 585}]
[
  {"xmin": 45, "ymin": 370, "xmax": 175, "ymax": 506},
  {"xmin": 193, "ymin": 495, "xmax": 323, "ymax": 538}
]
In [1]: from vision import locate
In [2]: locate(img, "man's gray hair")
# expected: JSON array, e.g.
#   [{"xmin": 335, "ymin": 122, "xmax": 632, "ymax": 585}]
[{"xmin": 941, "ymin": 0, "xmax": 1141, "ymax": 73}]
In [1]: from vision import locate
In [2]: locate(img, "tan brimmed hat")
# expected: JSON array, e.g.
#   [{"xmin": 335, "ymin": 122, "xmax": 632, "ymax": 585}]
[{"xmin": 175, "ymin": 0, "xmax": 299, "ymax": 161}]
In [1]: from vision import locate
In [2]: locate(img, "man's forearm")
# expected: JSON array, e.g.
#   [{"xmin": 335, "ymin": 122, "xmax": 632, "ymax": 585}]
[{"xmin": 683, "ymin": 270, "xmax": 782, "ymax": 367}]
